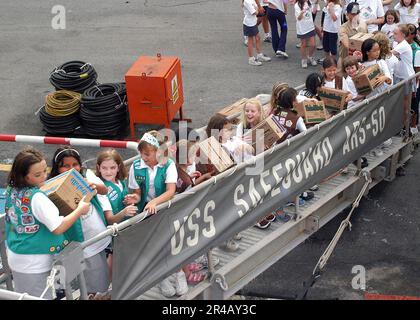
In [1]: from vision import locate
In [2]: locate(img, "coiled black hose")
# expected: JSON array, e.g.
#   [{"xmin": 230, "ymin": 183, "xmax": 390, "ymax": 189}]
[
  {"xmin": 39, "ymin": 106, "xmax": 81, "ymax": 135},
  {"xmin": 38, "ymin": 90, "xmax": 82, "ymax": 135},
  {"xmin": 49, "ymin": 61, "xmax": 98, "ymax": 93},
  {"xmin": 80, "ymin": 83, "xmax": 128, "ymax": 138}
]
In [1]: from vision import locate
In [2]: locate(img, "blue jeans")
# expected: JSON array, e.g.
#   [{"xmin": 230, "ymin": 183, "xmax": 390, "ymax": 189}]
[{"xmin": 267, "ymin": 7, "xmax": 287, "ymax": 53}]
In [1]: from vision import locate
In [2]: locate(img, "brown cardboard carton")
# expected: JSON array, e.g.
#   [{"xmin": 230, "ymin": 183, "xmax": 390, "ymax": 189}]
[
  {"xmin": 198, "ymin": 136, "xmax": 234, "ymax": 173},
  {"xmin": 301, "ymin": 100, "xmax": 328, "ymax": 124},
  {"xmin": 349, "ymin": 32, "xmax": 374, "ymax": 52},
  {"xmin": 217, "ymin": 98, "xmax": 247, "ymax": 117},
  {"xmin": 40, "ymin": 169, "xmax": 95, "ymax": 216},
  {"xmin": 242, "ymin": 114, "xmax": 285, "ymax": 150},
  {"xmin": 353, "ymin": 64, "xmax": 383, "ymax": 95},
  {"xmin": 319, "ymin": 87, "xmax": 349, "ymax": 112}
]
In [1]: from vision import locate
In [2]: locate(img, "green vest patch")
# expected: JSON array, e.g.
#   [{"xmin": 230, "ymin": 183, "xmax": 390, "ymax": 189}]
[
  {"xmin": 5, "ymin": 187, "xmax": 69, "ymax": 254},
  {"xmin": 103, "ymin": 180, "xmax": 128, "ymax": 216},
  {"xmin": 132, "ymin": 159, "xmax": 172, "ymax": 212}
]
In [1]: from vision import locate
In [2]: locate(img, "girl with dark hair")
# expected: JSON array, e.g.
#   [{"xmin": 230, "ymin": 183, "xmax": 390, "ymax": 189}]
[
  {"xmin": 5, "ymin": 147, "xmax": 89, "ymax": 299},
  {"xmin": 322, "ymin": 0, "xmax": 342, "ymax": 59},
  {"xmin": 297, "ymin": 72, "xmax": 323, "ymax": 101},
  {"xmin": 380, "ymin": 9, "xmax": 399, "ymax": 42},
  {"xmin": 274, "ymin": 87, "xmax": 307, "ymax": 139},
  {"xmin": 361, "ymin": 38, "xmax": 392, "ymax": 97},
  {"xmin": 294, "ymin": 0, "xmax": 318, "ymax": 68},
  {"xmin": 50, "ymin": 146, "xmax": 112, "ymax": 295},
  {"xmin": 271, "ymin": 87, "xmax": 315, "ymax": 221}
]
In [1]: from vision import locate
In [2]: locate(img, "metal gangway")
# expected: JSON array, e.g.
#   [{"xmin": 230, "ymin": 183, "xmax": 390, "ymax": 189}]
[{"xmin": 0, "ymin": 76, "xmax": 417, "ymax": 300}]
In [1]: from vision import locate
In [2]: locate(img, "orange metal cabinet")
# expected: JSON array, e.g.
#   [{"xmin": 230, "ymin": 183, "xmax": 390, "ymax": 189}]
[{"xmin": 125, "ymin": 54, "xmax": 184, "ymax": 137}]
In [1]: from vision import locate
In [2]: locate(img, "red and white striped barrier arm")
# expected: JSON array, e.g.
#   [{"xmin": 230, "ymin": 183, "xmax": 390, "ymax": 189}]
[{"xmin": 0, "ymin": 134, "xmax": 138, "ymax": 151}]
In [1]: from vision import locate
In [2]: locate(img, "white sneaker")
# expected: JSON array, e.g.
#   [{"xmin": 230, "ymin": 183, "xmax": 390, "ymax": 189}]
[
  {"xmin": 373, "ymin": 149, "xmax": 384, "ymax": 157},
  {"xmin": 244, "ymin": 36, "xmax": 248, "ymax": 46},
  {"xmin": 257, "ymin": 53, "xmax": 271, "ymax": 62},
  {"xmin": 301, "ymin": 59, "xmax": 308, "ymax": 68},
  {"xmin": 174, "ymin": 271, "xmax": 189, "ymax": 296},
  {"xmin": 308, "ymin": 56, "xmax": 318, "ymax": 66},
  {"xmin": 233, "ymin": 232, "xmax": 242, "ymax": 240},
  {"xmin": 296, "ymin": 43, "xmax": 301, "ymax": 48},
  {"xmin": 263, "ymin": 34, "xmax": 272, "ymax": 43},
  {"xmin": 276, "ymin": 50, "xmax": 289, "ymax": 58},
  {"xmin": 195, "ymin": 254, "xmax": 220, "ymax": 268},
  {"xmin": 159, "ymin": 278, "xmax": 176, "ymax": 298},
  {"xmin": 382, "ymin": 138, "xmax": 392, "ymax": 147},
  {"xmin": 221, "ymin": 239, "xmax": 239, "ymax": 252},
  {"xmin": 249, "ymin": 56, "xmax": 262, "ymax": 66}
]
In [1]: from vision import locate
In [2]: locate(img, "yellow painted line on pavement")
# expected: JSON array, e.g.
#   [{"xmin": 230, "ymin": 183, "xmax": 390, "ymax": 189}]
[{"xmin": 0, "ymin": 164, "xmax": 12, "ymax": 172}]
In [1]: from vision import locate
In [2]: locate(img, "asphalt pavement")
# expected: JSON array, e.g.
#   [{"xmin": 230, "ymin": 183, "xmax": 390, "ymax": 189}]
[{"xmin": 0, "ymin": 0, "xmax": 419, "ymax": 299}]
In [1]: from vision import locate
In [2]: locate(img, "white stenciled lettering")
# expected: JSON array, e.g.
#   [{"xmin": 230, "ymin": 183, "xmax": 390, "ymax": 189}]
[
  {"xmin": 170, "ymin": 216, "xmax": 188, "ymax": 255},
  {"xmin": 282, "ymin": 158, "xmax": 296, "ymax": 190},
  {"xmin": 343, "ymin": 126, "xmax": 352, "ymax": 155},
  {"xmin": 313, "ymin": 142, "xmax": 324, "ymax": 172},
  {"xmin": 234, "ymin": 184, "xmax": 249, "ymax": 217},
  {"xmin": 259, "ymin": 170, "xmax": 271, "ymax": 196},
  {"xmin": 292, "ymin": 152, "xmax": 304, "ymax": 184},
  {"xmin": 186, "ymin": 209, "xmax": 200, "ymax": 247},
  {"xmin": 270, "ymin": 163, "xmax": 283, "ymax": 197},
  {"xmin": 351, "ymin": 121, "xmax": 360, "ymax": 149},
  {"xmin": 371, "ymin": 109, "xmax": 379, "ymax": 136},
  {"xmin": 358, "ymin": 117, "xmax": 367, "ymax": 145},
  {"xmin": 379, "ymin": 107, "xmax": 385, "ymax": 132},
  {"xmin": 303, "ymin": 147, "xmax": 314, "ymax": 179},
  {"xmin": 202, "ymin": 200, "xmax": 216, "ymax": 238},
  {"xmin": 249, "ymin": 178, "xmax": 262, "ymax": 207},
  {"xmin": 322, "ymin": 137, "xmax": 333, "ymax": 167}
]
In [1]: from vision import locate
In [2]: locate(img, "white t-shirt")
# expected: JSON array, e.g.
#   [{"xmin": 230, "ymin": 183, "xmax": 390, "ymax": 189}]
[
  {"xmin": 260, "ymin": 0, "xmax": 269, "ymax": 6},
  {"xmin": 128, "ymin": 159, "xmax": 178, "ymax": 202},
  {"xmin": 385, "ymin": 53, "xmax": 399, "ymax": 77},
  {"xmin": 358, "ymin": 0, "xmax": 385, "ymax": 33},
  {"xmin": 268, "ymin": 0, "xmax": 285, "ymax": 12},
  {"xmin": 323, "ymin": 79, "xmax": 336, "ymax": 88},
  {"xmin": 295, "ymin": 2, "xmax": 316, "ymax": 35},
  {"xmin": 394, "ymin": 3, "xmax": 420, "ymax": 26},
  {"xmin": 243, "ymin": 0, "xmax": 258, "ymax": 27},
  {"xmin": 393, "ymin": 40, "xmax": 415, "ymax": 79},
  {"xmin": 323, "ymin": 77, "xmax": 348, "ymax": 90},
  {"xmin": 6, "ymin": 192, "xmax": 64, "ymax": 274},
  {"xmin": 82, "ymin": 169, "xmax": 111, "ymax": 259},
  {"xmin": 296, "ymin": 117, "xmax": 307, "ymax": 132},
  {"xmin": 415, "ymin": 50, "xmax": 420, "ymax": 67},
  {"xmin": 380, "ymin": 23, "xmax": 397, "ymax": 43},
  {"xmin": 344, "ymin": 76, "xmax": 359, "ymax": 108},
  {"xmin": 323, "ymin": 4, "xmax": 342, "ymax": 33},
  {"xmin": 362, "ymin": 59, "xmax": 392, "ymax": 96}
]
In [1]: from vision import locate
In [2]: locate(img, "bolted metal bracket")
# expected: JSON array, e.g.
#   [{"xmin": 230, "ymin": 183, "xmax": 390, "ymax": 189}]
[
  {"xmin": 52, "ymin": 242, "xmax": 88, "ymax": 300},
  {"xmin": 304, "ymin": 215, "xmax": 320, "ymax": 234}
]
